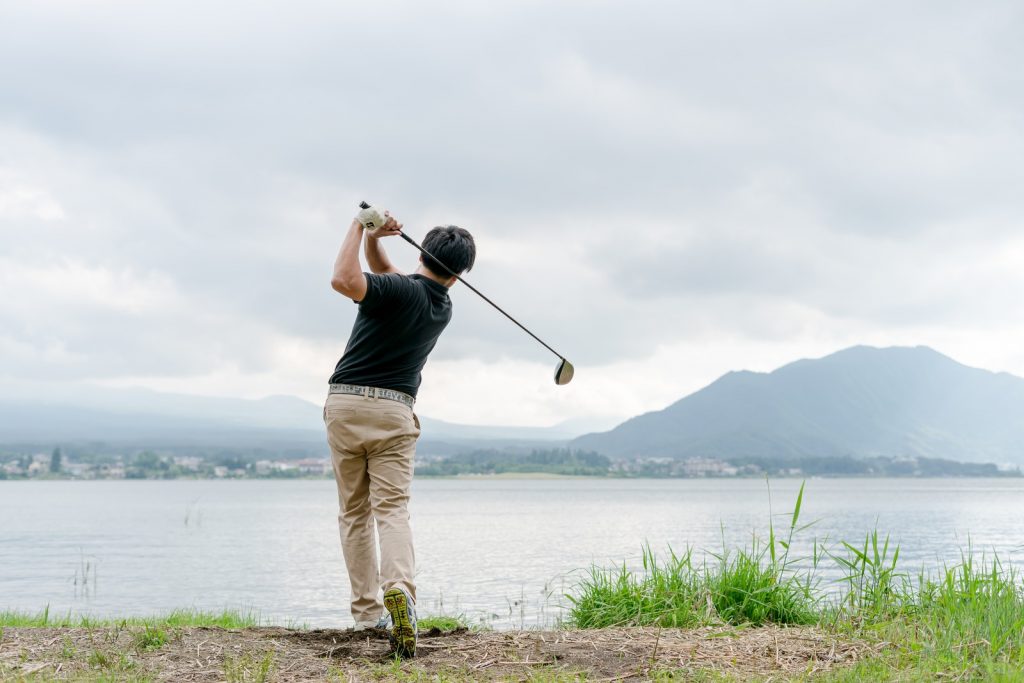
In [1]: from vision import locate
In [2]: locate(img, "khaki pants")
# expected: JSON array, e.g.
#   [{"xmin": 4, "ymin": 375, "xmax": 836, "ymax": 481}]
[{"xmin": 323, "ymin": 392, "xmax": 421, "ymax": 623}]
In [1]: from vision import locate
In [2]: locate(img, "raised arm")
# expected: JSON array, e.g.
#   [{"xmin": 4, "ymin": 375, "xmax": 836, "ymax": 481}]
[
  {"xmin": 331, "ymin": 218, "xmax": 368, "ymax": 301},
  {"xmin": 364, "ymin": 218, "xmax": 404, "ymax": 274}
]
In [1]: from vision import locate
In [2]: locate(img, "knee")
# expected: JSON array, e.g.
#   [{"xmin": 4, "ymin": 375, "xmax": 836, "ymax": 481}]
[
  {"xmin": 338, "ymin": 505, "xmax": 373, "ymax": 532},
  {"xmin": 372, "ymin": 503, "xmax": 410, "ymax": 532}
]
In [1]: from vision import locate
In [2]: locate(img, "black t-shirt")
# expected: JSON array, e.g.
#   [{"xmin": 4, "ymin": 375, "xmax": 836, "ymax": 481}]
[{"xmin": 329, "ymin": 273, "xmax": 452, "ymax": 398}]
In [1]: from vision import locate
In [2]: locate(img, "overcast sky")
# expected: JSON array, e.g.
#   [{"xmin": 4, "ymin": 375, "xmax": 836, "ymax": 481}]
[{"xmin": 2, "ymin": 1, "xmax": 1023, "ymax": 426}]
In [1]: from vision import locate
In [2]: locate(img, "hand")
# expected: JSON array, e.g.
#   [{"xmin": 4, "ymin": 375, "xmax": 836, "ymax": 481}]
[
  {"xmin": 370, "ymin": 210, "xmax": 403, "ymax": 238},
  {"xmin": 356, "ymin": 204, "xmax": 387, "ymax": 233}
]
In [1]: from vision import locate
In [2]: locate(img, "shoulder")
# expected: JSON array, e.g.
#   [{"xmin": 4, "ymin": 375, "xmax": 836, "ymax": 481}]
[
  {"xmin": 359, "ymin": 272, "xmax": 426, "ymax": 309},
  {"xmin": 369, "ymin": 272, "xmax": 415, "ymax": 289}
]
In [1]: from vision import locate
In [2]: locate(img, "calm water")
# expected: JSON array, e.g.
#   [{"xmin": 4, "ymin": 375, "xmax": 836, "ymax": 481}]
[{"xmin": 1, "ymin": 478, "xmax": 1023, "ymax": 628}]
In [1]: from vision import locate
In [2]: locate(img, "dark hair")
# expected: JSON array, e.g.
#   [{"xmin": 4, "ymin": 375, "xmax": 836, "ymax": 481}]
[{"xmin": 420, "ymin": 225, "xmax": 476, "ymax": 276}]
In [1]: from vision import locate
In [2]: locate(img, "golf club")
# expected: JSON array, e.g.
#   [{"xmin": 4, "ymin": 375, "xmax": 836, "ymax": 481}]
[{"xmin": 359, "ymin": 201, "xmax": 574, "ymax": 386}]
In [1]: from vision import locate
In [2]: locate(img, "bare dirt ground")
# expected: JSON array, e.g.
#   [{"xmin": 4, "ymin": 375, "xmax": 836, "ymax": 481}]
[{"xmin": 0, "ymin": 624, "xmax": 875, "ymax": 681}]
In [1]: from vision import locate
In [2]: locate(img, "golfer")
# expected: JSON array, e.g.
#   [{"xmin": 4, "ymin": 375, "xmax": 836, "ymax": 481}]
[{"xmin": 324, "ymin": 205, "xmax": 475, "ymax": 658}]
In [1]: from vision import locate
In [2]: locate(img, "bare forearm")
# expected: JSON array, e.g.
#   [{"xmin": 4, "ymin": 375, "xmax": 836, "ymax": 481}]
[
  {"xmin": 364, "ymin": 234, "xmax": 401, "ymax": 274},
  {"xmin": 331, "ymin": 219, "xmax": 367, "ymax": 299}
]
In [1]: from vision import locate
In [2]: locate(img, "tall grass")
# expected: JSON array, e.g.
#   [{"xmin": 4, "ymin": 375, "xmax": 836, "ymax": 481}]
[
  {"xmin": 568, "ymin": 482, "xmax": 819, "ymax": 628},
  {"xmin": 567, "ymin": 481, "xmax": 1024, "ymax": 678},
  {"xmin": 838, "ymin": 532, "xmax": 902, "ymax": 609},
  {"xmin": 824, "ymin": 551, "xmax": 1024, "ymax": 680},
  {"xmin": 569, "ymin": 546, "xmax": 705, "ymax": 628},
  {"xmin": 906, "ymin": 553, "xmax": 1024, "ymax": 675}
]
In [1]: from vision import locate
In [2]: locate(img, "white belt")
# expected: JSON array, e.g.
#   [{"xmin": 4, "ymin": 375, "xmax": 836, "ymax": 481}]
[{"xmin": 328, "ymin": 383, "xmax": 415, "ymax": 408}]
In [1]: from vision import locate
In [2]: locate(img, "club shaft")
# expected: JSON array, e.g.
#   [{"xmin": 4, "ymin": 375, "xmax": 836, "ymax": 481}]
[{"xmin": 398, "ymin": 232, "xmax": 566, "ymax": 361}]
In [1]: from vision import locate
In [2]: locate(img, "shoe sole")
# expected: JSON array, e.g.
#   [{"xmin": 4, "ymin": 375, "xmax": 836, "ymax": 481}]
[{"xmin": 383, "ymin": 588, "xmax": 416, "ymax": 658}]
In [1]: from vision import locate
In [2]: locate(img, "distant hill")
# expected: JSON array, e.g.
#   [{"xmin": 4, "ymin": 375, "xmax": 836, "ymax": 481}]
[
  {"xmin": 0, "ymin": 384, "xmax": 605, "ymax": 456},
  {"xmin": 572, "ymin": 346, "xmax": 1024, "ymax": 465}
]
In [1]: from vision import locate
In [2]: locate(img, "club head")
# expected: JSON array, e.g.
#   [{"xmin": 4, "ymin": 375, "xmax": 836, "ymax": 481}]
[{"xmin": 554, "ymin": 359, "xmax": 575, "ymax": 386}]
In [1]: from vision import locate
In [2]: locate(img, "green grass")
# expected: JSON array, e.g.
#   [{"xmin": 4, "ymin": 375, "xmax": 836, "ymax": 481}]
[
  {"xmin": 223, "ymin": 651, "xmax": 274, "ymax": 683},
  {"xmin": 708, "ymin": 541, "xmax": 817, "ymax": 626},
  {"xmin": 418, "ymin": 614, "xmax": 470, "ymax": 632},
  {"xmin": 131, "ymin": 624, "xmax": 170, "ymax": 651},
  {"xmin": 568, "ymin": 540, "xmax": 820, "ymax": 629},
  {"xmin": 0, "ymin": 607, "xmax": 259, "ymax": 629},
  {"xmin": 1, "ymin": 607, "xmax": 471, "ymax": 634},
  {"xmin": 567, "ymin": 546, "xmax": 705, "ymax": 628},
  {"xmin": 567, "ymin": 481, "xmax": 1024, "ymax": 680},
  {"xmin": 86, "ymin": 648, "xmax": 136, "ymax": 673},
  {"xmin": 823, "ymin": 551, "xmax": 1024, "ymax": 681},
  {"xmin": 569, "ymin": 482, "xmax": 819, "ymax": 628}
]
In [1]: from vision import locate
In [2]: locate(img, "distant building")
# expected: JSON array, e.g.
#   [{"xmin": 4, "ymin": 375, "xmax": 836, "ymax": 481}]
[
  {"xmin": 681, "ymin": 457, "xmax": 738, "ymax": 477},
  {"xmin": 102, "ymin": 465, "xmax": 126, "ymax": 479},
  {"xmin": 2, "ymin": 463, "xmax": 25, "ymax": 476},
  {"xmin": 294, "ymin": 458, "xmax": 331, "ymax": 476},
  {"xmin": 63, "ymin": 462, "xmax": 92, "ymax": 478},
  {"xmin": 173, "ymin": 456, "xmax": 203, "ymax": 471}
]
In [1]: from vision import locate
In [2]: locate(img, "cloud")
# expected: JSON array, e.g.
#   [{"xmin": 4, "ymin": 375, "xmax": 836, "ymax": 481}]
[
  {"xmin": 0, "ymin": 184, "xmax": 65, "ymax": 221},
  {"xmin": 2, "ymin": 1, "xmax": 1023, "ymax": 425}
]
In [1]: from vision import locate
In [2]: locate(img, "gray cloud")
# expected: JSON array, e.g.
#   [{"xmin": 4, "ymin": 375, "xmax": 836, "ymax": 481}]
[{"xmin": 2, "ymin": 0, "xmax": 1023, "ymax": 416}]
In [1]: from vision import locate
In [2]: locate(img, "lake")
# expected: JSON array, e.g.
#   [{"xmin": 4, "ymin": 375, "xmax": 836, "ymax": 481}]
[{"xmin": 1, "ymin": 478, "xmax": 1022, "ymax": 629}]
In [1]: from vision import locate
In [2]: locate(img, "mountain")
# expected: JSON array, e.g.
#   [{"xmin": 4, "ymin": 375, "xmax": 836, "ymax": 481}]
[
  {"xmin": 417, "ymin": 415, "xmax": 618, "ymax": 441},
  {"xmin": 0, "ymin": 383, "xmax": 602, "ymax": 454},
  {"xmin": 572, "ymin": 346, "xmax": 1024, "ymax": 465}
]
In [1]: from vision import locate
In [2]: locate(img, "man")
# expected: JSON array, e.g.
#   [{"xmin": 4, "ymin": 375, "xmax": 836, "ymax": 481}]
[{"xmin": 324, "ymin": 205, "xmax": 476, "ymax": 659}]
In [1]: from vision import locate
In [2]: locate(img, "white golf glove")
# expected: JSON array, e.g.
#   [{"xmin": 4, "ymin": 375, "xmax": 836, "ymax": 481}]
[{"xmin": 356, "ymin": 204, "xmax": 388, "ymax": 234}]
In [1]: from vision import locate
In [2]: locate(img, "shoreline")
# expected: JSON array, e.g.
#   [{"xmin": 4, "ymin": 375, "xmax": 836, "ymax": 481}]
[{"xmin": 2, "ymin": 471, "xmax": 1022, "ymax": 482}]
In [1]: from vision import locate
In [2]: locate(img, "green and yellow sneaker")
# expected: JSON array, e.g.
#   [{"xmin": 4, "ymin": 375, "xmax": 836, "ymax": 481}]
[{"xmin": 383, "ymin": 587, "xmax": 417, "ymax": 658}]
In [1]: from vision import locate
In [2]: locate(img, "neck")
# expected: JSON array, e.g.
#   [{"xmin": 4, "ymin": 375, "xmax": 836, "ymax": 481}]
[{"xmin": 415, "ymin": 265, "xmax": 457, "ymax": 288}]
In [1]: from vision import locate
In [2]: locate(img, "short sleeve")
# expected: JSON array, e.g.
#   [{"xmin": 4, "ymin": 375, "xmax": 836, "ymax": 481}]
[{"xmin": 358, "ymin": 273, "xmax": 416, "ymax": 312}]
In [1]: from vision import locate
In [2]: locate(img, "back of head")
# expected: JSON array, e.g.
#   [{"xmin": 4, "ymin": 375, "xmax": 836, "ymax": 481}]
[{"xmin": 421, "ymin": 225, "xmax": 476, "ymax": 276}]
